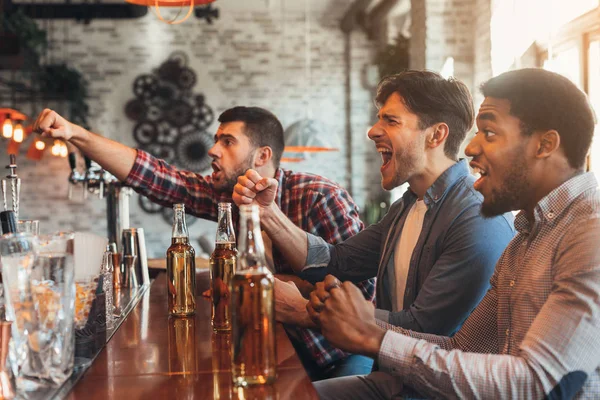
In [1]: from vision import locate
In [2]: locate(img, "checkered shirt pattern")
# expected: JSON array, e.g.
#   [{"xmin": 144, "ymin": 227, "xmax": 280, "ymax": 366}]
[
  {"xmin": 125, "ymin": 149, "xmax": 376, "ymax": 368},
  {"xmin": 375, "ymin": 172, "xmax": 600, "ymax": 399}
]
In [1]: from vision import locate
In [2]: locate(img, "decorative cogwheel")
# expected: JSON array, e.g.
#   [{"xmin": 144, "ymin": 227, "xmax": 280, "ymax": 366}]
[
  {"xmin": 155, "ymin": 120, "xmax": 181, "ymax": 145},
  {"xmin": 140, "ymin": 142, "xmax": 176, "ymax": 164},
  {"xmin": 133, "ymin": 121, "xmax": 158, "ymax": 145},
  {"xmin": 175, "ymin": 132, "xmax": 213, "ymax": 172},
  {"xmin": 151, "ymin": 82, "xmax": 180, "ymax": 108},
  {"xmin": 124, "ymin": 99, "xmax": 147, "ymax": 121},
  {"xmin": 166, "ymin": 100, "xmax": 193, "ymax": 128},
  {"xmin": 125, "ymin": 51, "xmax": 216, "ymax": 219},
  {"xmin": 177, "ymin": 68, "xmax": 197, "ymax": 90},
  {"xmin": 169, "ymin": 51, "xmax": 189, "ymax": 67},
  {"xmin": 191, "ymin": 103, "xmax": 214, "ymax": 131},
  {"xmin": 133, "ymin": 74, "xmax": 158, "ymax": 100},
  {"xmin": 146, "ymin": 105, "xmax": 163, "ymax": 122},
  {"xmin": 157, "ymin": 59, "xmax": 183, "ymax": 85}
]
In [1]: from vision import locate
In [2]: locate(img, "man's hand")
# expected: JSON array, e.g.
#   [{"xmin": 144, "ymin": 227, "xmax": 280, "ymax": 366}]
[
  {"xmin": 33, "ymin": 109, "xmax": 80, "ymax": 141},
  {"xmin": 274, "ymin": 278, "xmax": 316, "ymax": 328},
  {"xmin": 233, "ymin": 169, "xmax": 278, "ymax": 209},
  {"xmin": 308, "ymin": 275, "xmax": 386, "ymax": 358},
  {"xmin": 275, "ymin": 274, "xmax": 314, "ymax": 299}
]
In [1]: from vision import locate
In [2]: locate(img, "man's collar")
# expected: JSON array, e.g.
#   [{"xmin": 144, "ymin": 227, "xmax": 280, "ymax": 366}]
[
  {"xmin": 514, "ymin": 172, "xmax": 597, "ymax": 234},
  {"xmin": 401, "ymin": 159, "xmax": 470, "ymax": 206}
]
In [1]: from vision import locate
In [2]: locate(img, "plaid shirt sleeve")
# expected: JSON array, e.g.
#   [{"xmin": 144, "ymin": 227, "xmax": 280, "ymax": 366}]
[{"xmin": 124, "ymin": 149, "xmax": 225, "ymax": 220}]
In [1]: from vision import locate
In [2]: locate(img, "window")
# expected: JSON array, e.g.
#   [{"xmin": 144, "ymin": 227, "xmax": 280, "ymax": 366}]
[{"xmin": 538, "ymin": 4, "xmax": 600, "ymax": 173}]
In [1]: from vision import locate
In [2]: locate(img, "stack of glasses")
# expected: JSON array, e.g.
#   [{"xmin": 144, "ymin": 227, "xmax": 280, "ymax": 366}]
[{"xmin": 0, "ymin": 228, "xmax": 107, "ymax": 395}]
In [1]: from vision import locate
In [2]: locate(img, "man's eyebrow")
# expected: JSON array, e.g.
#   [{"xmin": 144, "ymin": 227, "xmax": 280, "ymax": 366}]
[
  {"xmin": 377, "ymin": 112, "xmax": 399, "ymax": 120},
  {"xmin": 214, "ymin": 133, "xmax": 237, "ymax": 141},
  {"xmin": 477, "ymin": 112, "xmax": 496, "ymax": 122}
]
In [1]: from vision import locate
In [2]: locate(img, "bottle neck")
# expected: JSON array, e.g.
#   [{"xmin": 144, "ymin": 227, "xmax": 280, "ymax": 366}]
[
  {"xmin": 172, "ymin": 207, "xmax": 189, "ymax": 239},
  {"xmin": 238, "ymin": 208, "xmax": 268, "ymax": 273},
  {"xmin": 216, "ymin": 205, "xmax": 236, "ymax": 244}
]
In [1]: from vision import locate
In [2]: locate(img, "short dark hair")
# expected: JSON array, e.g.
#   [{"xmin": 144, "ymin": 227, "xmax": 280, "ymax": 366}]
[
  {"xmin": 480, "ymin": 68, "xmax": 595, "ymax": 170},
  {"xmin": 218, "ymin": 106, "xmax": 285, "ymax": 168},
  {"xmin": 375, "ymin": 70, "xmax": 475, "ymax": 160}
]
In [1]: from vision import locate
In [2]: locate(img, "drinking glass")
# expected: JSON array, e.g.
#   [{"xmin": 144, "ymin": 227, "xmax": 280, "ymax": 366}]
[
  {"xmin": 16, "ymin": 220, "xmax": 40, "ymax": 235},
  {"xmin": 0, "ymin": 232, "xmax": 41, "ymax": 391},
  {"xmin": 31, "ymin": 232, "xmax": 76, "ymax": 386}
]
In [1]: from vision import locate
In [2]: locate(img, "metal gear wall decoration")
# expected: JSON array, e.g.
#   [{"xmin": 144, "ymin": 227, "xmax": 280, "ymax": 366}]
[{"xmin": 125, "ymin": 51, "xmax": 212, "ymax": 225}]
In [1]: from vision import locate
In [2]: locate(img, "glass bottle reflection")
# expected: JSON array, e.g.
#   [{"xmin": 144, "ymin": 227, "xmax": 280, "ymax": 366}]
[
  {"xmin": 168, "ymin": 316, "xmax": 197, "ymax": 374},
  {"xmin": 234, "ymin": 384, "xmax": 277, "ymax": 400},
  {"xmin": 212, "ymin": 332, "xmax": 233, "ymax": 400}
]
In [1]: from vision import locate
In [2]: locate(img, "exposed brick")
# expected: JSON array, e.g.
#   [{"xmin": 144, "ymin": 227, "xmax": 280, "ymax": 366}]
[{"xmin": 0, "ymin": 1, "xmax": 379, "ymax": 257}]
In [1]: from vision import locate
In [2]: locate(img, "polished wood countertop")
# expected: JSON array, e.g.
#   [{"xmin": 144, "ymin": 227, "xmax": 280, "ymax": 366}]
[{"xmin": 66, "ymin": 267, "xmax": 318, "ymax": 399}]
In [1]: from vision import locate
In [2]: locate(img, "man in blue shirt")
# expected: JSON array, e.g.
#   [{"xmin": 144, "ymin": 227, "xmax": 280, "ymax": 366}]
[{"xmin": 233, "ymin": 71, "xmax": 514, "ymax": 340}]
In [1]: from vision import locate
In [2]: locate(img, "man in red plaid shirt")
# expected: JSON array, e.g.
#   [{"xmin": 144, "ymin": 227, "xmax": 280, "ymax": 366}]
[{"xmin": 33, "ymin": 105, "xmax": 376, "ymax": 380}]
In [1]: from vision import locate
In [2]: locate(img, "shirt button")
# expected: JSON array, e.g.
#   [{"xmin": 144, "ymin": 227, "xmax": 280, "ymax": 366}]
[
  {"xmin": 547, "ymin": 212, "xmax": 555, "ymax": 219},
  {"xmin": 509, "ymin": 280, "xmax": 515, "ymax": 287},
  {"xmin": 506, "ymin": 329, "xmax": 510, "ymax": 335}
]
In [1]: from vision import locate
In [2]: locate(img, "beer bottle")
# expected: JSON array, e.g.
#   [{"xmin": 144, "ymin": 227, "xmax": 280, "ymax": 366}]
[
  {"xmin": 231, "ymin": 204, "xmax": 276, "ymax": 386},
  {"xmin": 166, "ymin": 204, "xmax": 196, "ymax": 317},
  {"xmin": 209, "ymin": 202, "xmax": 237, "ymax": 331}
]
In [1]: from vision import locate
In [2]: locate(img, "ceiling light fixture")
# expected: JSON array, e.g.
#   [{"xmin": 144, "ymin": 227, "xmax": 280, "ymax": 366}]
[{"xmin": 124, "ymin": 0, "xmax": 216, "ymax": 24}]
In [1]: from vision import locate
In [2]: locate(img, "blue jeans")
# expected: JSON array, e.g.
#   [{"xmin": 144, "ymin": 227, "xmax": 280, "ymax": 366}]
[
  {"xmin": 285, "ymin": 327, "xmax": 374, "ymax": 381},
  {"xmin": 321, "ymin": 354, "xmax": 375, "ymax": 380}
]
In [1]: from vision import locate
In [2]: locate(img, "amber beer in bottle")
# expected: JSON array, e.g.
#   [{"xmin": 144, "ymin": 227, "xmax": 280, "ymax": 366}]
[
  {"xmin": 166, "ymin": 203, "xmax": 196, "ymax": 316},
  {"xmin": 231, "ymin": 204, "xmax": 276, "ymax": 386},
  {"xmin": 209, "ymin": 202, "xmax": 237, "ymax": 331}
]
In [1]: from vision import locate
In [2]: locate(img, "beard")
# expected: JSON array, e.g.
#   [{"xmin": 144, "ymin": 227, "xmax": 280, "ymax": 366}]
[
  {"xmin": 214, "ymin": 152, "xmax": 256, "ymax": 193},
  {"xmin": 480, "ymin": 153, "xmax": 530, "ymax": 218},
  {"xmin": 383, "ymin": 134, "xmax": 425, "ymax": 191}
]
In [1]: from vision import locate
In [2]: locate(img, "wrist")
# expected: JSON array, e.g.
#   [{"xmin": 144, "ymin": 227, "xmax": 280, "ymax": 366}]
[
  {"xmin": 69, "ymin": 124, "xmax": 89, "ymax": 145},
  {"xmin": 362, "ymin": 324, "xmax": 386, "ymax": 359}
]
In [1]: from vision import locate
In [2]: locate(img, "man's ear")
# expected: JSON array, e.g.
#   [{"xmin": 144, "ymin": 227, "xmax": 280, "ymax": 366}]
[
  {"xmin": 426, "ymin": 123, "xmax": 450, "ymax": 149},
  {"xmin": 536, "ymin": 130, "xmax": 561, "ymax": 159},
  {"xmin": 254, "ymin": 146, "xmax": 273, "ymax": 167}
]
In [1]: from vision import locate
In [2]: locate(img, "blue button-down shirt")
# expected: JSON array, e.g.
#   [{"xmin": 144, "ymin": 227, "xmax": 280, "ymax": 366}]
[{"xmin": 303, "ymin": 160, "xmax": 515, "ymax": 336}]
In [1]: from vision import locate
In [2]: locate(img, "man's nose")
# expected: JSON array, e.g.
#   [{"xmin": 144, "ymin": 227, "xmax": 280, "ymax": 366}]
[
  {"xmin": 367, "ymin": 123, "xmax": 383, "ymax": 141},
  {"xmin": 208, "ymin": 143, "xmax": 219, "ymax": 158},
  {"xmin": 464, "ymin": 134, "xmax": 481, "ymax": 158}
]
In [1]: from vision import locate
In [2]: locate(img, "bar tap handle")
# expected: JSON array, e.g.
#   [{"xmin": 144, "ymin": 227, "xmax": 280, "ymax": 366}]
[
  {"xmin": 99, "ymin": 174, "xmax": 105, "ymax": 200},
  {"xmin": 84, "ymin": 155, "xmax": 92, "ymax": 172},
  {"xmin": 0, "ymin": 180, "xmax": 6, "ymax": 212},
  {"xmin": 68, "ymin": 152, "xmax": 76, "ymax": 200},
  {"xmin": 83, "ymin": 156, "xmax": 93, "ymax": 200},
  {"xmin": 68, "ymin": 152, "xmax": 77, "ymax": 171},
  {"xmin": 5, "ymin": 154, "xmax": 19, "ymax": 217}
]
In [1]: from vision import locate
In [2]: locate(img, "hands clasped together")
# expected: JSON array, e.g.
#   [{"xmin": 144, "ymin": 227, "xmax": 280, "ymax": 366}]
[{"xmin": 306, "ymin": 275, "xmax": 385, "ymax": 358}]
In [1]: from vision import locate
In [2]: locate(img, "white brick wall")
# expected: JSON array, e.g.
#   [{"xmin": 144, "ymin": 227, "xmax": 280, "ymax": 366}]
[{"xmin": 0, "ymin": 0, "xmax": 379, "ymax": 257}]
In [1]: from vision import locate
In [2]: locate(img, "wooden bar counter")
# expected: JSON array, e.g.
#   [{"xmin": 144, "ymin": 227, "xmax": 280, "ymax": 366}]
[{"xmin": 65, "ymin": 267, "xmax": 319, "ymax": 399}]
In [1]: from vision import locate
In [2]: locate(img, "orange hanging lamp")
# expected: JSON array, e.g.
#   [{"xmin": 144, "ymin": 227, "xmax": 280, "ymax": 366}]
[{"xmin": 124, "ymin": 0, "xmax": 215, "ymax": 25}]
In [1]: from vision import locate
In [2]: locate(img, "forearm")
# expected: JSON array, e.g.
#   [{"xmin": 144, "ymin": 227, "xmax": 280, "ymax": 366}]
[
  {"xmin": 378, "ymin": 331, "xmax": 546, "ymax": 400},
  {"xmin": 69, "ymin": 125, "xmax": 137, "ymax": 182},
  {"xmin": 261, "ymin": 203, "xmax": 309, "ymax": 273}
]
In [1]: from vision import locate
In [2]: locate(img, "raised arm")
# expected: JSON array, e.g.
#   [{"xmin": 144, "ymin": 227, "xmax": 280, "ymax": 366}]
[{"xmin": 33, "ymin": 109, "xmax": 136, "ymax": 181}]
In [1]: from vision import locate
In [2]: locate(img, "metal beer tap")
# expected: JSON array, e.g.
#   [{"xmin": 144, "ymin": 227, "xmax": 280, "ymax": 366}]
[
  {"xmin": 0, "ymin": 154, "xmax": 21, "ymax": 233},
  {"xmin": 2, "ymin": 154, "xmax": 20, "ymax": 217},
  {"xmin": 67, "ymin": 152, "xmax": 85, "ymax": 201},
  {"xmin": 65, "ymin": 152, "xmax": 131, "ymax": 252}
]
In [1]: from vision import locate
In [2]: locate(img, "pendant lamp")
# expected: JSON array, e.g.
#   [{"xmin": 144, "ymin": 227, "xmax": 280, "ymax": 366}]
[{"xmin": 124, "ymin": 0, "xmax": 215, "ymax": 25}]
